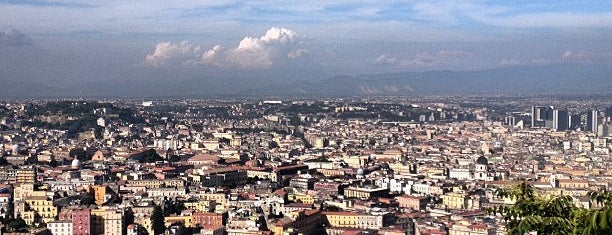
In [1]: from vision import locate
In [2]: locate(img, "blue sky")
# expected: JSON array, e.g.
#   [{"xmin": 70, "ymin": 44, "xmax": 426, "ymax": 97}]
[{"xmin": 0, "ymin": 0, "xmax": 610, "ymax": 84}]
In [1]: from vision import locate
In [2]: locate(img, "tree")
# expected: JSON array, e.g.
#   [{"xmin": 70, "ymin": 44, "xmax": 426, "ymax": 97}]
[
  {"xmin": 488, "ymin": 181, "xmax": 612, "ymax": 235},
  {"xmin": 4, "ymin": 217, "xmax": 27, "ymax": 232},
  {"xmin": 151, "ymin": 205, "xmax": 166, "ymax": 235},
  {"xmin": 122, "ymin": 209, "xmax": 135, "ymax": 235},
  {"xmin": 0, "ymin": 157, "xmax": 10, "ymax": 166},
  {"xmin": 581, "ymin": 189, "xmax": 612, "ymax": 234},
  {"xmin": 488, "ymin": 181, "xmax": 576, "ymax": 234},
  {"xmin": 49, "ymin": 158, "xmax": 58, "ymax": 167}
]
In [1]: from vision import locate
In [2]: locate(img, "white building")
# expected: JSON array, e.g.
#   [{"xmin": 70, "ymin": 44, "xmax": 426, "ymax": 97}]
[{"xmin": 47, "ymin": 220, "xmax": 73, "ymax": 235}]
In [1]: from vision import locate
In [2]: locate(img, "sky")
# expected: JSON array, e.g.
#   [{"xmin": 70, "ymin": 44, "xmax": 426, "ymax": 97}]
[{"xmin": 0, "ymin": 0, "xmax": 611, "ymax": 86}]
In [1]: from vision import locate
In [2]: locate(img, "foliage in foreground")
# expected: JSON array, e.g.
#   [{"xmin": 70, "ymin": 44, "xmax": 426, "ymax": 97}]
[{"xmin": 487, "ymin": 181, "xmax": 612, "ymax": 235}]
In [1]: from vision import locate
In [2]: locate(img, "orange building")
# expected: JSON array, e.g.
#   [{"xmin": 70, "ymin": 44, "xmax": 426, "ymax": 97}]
[
  {"xmin": 396, "ymin": 195, "xmax": 428, "ymax": 211},
  {"xmin": 192, "ymin": 212, "xmax": 225, "ymax": 229}
]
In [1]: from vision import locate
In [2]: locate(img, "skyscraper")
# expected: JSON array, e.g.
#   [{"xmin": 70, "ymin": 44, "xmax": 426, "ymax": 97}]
[
  {"xmin": 531, "ymin": 106, "xmax": 546, "ymax": 128},
  {"xmin": 586, "ymin": 110, "xmax": 598, "ymax": 133},
  {"xmin": 569, "ymin": 114, "xmax": 581, "ymax": 130},
  {"xmin": 552, "ymin": 109, "xmax": 568, "ymax": 131}
]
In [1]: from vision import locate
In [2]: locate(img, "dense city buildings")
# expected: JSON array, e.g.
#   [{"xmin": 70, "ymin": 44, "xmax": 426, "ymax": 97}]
[{"xmin": 0, "ymin": 97, "xmax": 610, "ymax": 234}]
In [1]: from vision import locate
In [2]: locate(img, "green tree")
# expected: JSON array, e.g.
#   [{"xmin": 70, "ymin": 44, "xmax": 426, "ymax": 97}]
[
  {"xmin": 4, "ymin": 217, "xmax": 28, "ymax": 232},
  {"xmin": 581, "ymin": 189, "xmax": 612, "ymax": 234},
  {"xmin": 488, "ymin": 181, "xmax": 612, "ymax": 235},
  {"xmin": 489, "ymin": 181, "xmax": 576, "ymax": 234},
  {"xmin": 122, "ymin": 208, "xmax": 135, "ymax": 235},
  {"xmin": 151, "ymin": 205, "xmax": 165, "ymax": 235}
]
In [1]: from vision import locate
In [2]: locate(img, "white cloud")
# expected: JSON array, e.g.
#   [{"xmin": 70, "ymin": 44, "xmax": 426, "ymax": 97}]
[
  {"xmin": 375, "ymin": 50, "xmax": 471, "ymax": 68},
  {"xmin": 287, "ymin": 49, "xmax": 307, "ymax": 59},
  {"xmin": 223, "ymin": 27, "xmax": 299, "ymax": 68},
  {"xmin": 499, "ymin": 59, "xmax": 524, "ymax": 66},
  {"xmin": 562, "ymin": 50, "xmax": 594, "ymax": 63},
  {"xmin": 145, "ymin": 41, "xmax": 203, "ymax": 66},
  {"xmin": 145, "ymin": 27, "xmax": 304, "ymax": 69},
  {"xmin": 374, "ymin": 54, "xmax": 397, "ymax": 65}
]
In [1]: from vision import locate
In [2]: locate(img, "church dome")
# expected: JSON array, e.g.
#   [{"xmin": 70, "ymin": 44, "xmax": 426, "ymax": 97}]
[
  {"xmin": 71, "ymin": 159, "xmax": 81, "ymax": 168},
  {"xmin": 356, "ymin": 168, "xmax": 365, "ymax": 175},
  {"xmin": 476, "ymin": 156, "xmax": 488, "ymax": 165}
]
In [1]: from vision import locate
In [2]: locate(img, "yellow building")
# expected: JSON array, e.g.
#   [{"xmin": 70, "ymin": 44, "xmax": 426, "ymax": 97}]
[
  {"xmin": 184, "ymin": 200, "xmax": 215, "ymax": 212},
  {"xmin": 21, "ymin": 211, "xmax": 36, "ymax": 225},
  {"xmin": 246, "ymin": 170, "xmax": 279, "ymax": 183},
  {"xmin": 274, "ymin": 209, "xmax": 322, "ymax": 235},
  {"xmin": 443, "ymin": 190, "xmax": 469, "ymax": 210},
  {"xmin": 91, "ymin": 208, "xmax": 106, "ymax": 235},
  {"xmin": 199, "ymin": 193, "xmax": 228, "ymax": 206},
  {"xmin": 135, "ymin": 215, "xmax": 153, "ymax": 235},
  {"xmin": 14, "ymin": 183, "xmax": 35, "ymax": 201},
  {"xmin": 322, "ymin": 211, "xmax": 382, "ymax": 230},
  {"xmin": 322, "ymin": 211, "xmax": 358, "ymax": 227},
  {"xmin": 165, "ymin": 215, "xmax": 194, "ymax": 227},
  {"xmin": 89, "ymin": 207, "xmax": 124, "ymax": 235},
  {"xmin": 288, "ymin": 194, "xmax": 314, "ymax": 204},
  {"xmin": 24, "ymin": 196, "xmax": 58, "ymax": 224},
  {"xmin": 341, "ymin": 155, "xmax": 368, "ymax": 168}
]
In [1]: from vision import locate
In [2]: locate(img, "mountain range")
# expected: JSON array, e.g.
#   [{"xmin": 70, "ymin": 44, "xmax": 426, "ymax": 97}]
[{"xmin": 1, "ymin": 63, "xmax": 610, "ymax": 98}]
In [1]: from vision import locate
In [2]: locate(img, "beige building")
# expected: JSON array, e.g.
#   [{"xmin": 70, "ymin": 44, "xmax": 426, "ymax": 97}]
[
  {"xmin": 16, "ymin": 168, "xmax": 36, "ymax": 184},
  {"xmin": 343, "ymin": 187, "xmax": 389, "ymax": 199},
  {"xmin": 104, "ymin": 209, "xmax": 123, "ymax": 235},
  {"xmin": 47, "ymin": 220, "xmax": 73, "ymax": 235},
  {"xmin": 449, "ymin": 220, "xmax": 496, "ymax": 235}
]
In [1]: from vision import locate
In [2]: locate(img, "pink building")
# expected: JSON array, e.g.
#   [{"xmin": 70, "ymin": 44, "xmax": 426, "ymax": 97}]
[{"xmin": 71, "ymin": 208, "xmax": 91, "ymax": 235}]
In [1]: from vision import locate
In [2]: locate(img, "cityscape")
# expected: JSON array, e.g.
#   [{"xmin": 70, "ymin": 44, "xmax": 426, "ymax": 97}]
[
  {"xmin": 0, "ymin": 97, "xmax": 609, "ymax": 235},
  {"xmin": 1, "ymin": 1, "xmax": 612, "ymax": 235}
]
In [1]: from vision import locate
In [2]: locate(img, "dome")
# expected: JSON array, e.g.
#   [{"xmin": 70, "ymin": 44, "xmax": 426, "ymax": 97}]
[
  {"xmin": 71, "ymin": 159, "xmax": 81, "ymax": 168},
  {"xmin": 381, "ymin": 163, "xmax": 390, "ymax": 170},
  {"xmin": 12, "ymin": 144, "xmax": 20, "ymax": 152},
  {"xmin": 476, "ymin": 156, "xmax": 488, "ymax": 165},
  {"xmin": 356, "ymin": 168, "xmax": 365, "ymax": 175}
]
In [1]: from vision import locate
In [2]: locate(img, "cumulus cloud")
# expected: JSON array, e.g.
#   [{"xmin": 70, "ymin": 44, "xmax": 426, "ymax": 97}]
[
  {"xmin": 213, "ymin": 27, "xmax": 300, "ymax": 68},
  {"xmin": 374, "ymin": 54, "xmax": 398, "ymax": 65},
  {"xmin": 500, "ymin": 57, "xmax": 556, "ymax": 66},
  {"xmin": 375, "ymin": 50, "xmax": 471, "ymax": 68},
  {"xmin": 145, "ymin": 27, "xmax": 304, "ymax": 69},
  {"xmin": 287, "ymin": 49, "xmax": 307, "ymax": 59},
  {"xmin": 562, "ymin": 50, "xmax": 594, "ymax": 63},
  {"xmin": 145, "ymin": 41, "xmax": 203, "ymax": 66},
  {"xmin": 499, "ymin": 58, "xmax": 524, "ymax": 66},
  {"xmin": 0, "ymin": 28, "xmax": 32, "ymax": 47}
]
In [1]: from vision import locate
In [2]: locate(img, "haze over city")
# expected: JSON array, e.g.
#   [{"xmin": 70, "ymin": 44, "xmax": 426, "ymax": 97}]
[
  {"xmin": 0, "ymin": 0, "xmax": 611, "ymax": 97},
  {"xmin": 2, "ymin": 2, "xmax": 612, "ymax": 235}
]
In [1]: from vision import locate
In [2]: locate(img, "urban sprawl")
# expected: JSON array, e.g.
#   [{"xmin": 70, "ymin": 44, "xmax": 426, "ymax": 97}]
[{"xmin": 0, "ymin": 97, "xmax": 611, "ymax": 235}]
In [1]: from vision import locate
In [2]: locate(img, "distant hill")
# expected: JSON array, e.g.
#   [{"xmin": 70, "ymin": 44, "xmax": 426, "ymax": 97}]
[
  {"xmin": 0, "ymin": 63, "xmax": 609, "ymax": 98},
  {"xmin": 247, "ymin": 63, "xmax": 612, "ymax": 97}
]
